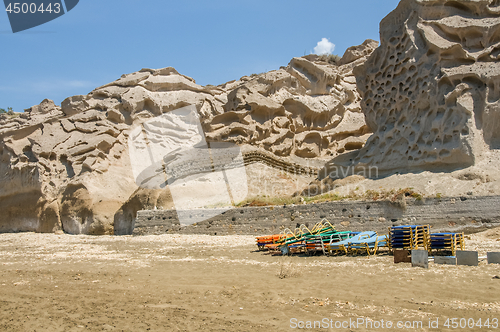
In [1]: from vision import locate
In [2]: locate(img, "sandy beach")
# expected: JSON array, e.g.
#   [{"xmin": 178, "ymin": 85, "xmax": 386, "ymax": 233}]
[{"xmin": 0, "ymin": 229, "xmax": 499, "ymax": 331}]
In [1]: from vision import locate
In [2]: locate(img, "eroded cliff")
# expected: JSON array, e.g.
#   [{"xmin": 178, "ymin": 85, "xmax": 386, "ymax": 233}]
[
  {"xmin": 326, "ymin": 0, "xmax": 500, "ymax": 176},
  {"xmin": 0, "ymin": 41, "xmax": 376, "ymax": 234}
]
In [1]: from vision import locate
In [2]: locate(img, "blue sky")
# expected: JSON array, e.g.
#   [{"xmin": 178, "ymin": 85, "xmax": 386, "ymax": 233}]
[{"xmin": 0, "ymin": 0, "xmax": 400, "ymax": 113}]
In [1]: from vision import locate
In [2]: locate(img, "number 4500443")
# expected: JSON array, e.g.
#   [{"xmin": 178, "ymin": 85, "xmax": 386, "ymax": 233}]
[
  {"xmin": 5, "ymin": 3, "xmax": 61, "ymax": 14},
  {"xmin": 444, "ymin": 318, "xmax": 498, "ymax": 329}
]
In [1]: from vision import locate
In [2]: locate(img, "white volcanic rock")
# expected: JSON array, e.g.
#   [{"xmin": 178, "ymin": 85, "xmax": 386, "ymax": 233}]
[
  {"xmin": 320, "ymin": 0, "xmax": 500, "ymax": 181},
  {"xmin": 205, "ymin": 42, "xmax": 376, "ymax": 159},
  {"xmin": 0, "ymin": 41, "xmax": 375, "ymax": 235},
  {"xmin": 27, "ymin": 98, "xmax": 59, "ymax": 114}
]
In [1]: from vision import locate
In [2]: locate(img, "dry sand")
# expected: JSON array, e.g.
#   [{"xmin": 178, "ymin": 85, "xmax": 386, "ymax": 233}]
[{"xmin": 0, "ymin": 229, "xmax": 500, "ymax": 331}]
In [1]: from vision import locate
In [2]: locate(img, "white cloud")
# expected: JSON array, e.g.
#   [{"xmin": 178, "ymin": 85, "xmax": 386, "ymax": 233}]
[{"xmin": 314, "ymin": 38, "xmax": 335, "ymax": 55}]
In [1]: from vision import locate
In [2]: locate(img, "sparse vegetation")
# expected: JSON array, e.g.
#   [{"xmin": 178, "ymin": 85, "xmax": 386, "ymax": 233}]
[
  {"xmin": 237, "ymin": 188, "xmax": 425, "ymax": 207},
  {"xmin": 303, "ymin": 192, "xmax": 346, "ymax": 203},
  {"xmin": 0, "ymin": 107, "xmax": 17, "ymax": 117},
  {"xmin": 364, "ymin": 189, "xmax": 384, "ymax": 200},
  {"xmin": 362, "ymin": 188, "xmax": 423, "ymax": 202},
  {"xmin": 317, "ymin": 54, "xmax": 341, "ymax": 64},
  {"xmin": 411, "ymin": 192, "xmax": 423, "ymax": 201},
  {"xmin": 236, "ymin": 196, "xmax": 301, "ymax": 207},
  {"xmin": 277, "ymin": 257, "xmax": 299, "ymax": 279}
]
